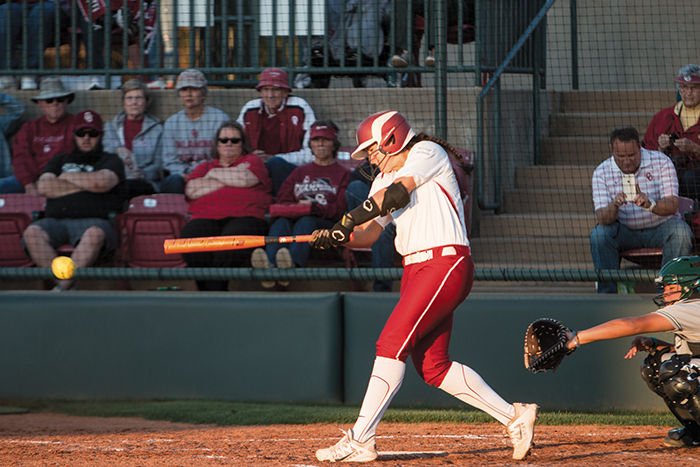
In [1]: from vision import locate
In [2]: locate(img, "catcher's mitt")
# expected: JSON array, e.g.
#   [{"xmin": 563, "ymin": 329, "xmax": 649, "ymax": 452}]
[{"xmin": 524, "ymin": 318, "xmax": 575, "ymax": 373}]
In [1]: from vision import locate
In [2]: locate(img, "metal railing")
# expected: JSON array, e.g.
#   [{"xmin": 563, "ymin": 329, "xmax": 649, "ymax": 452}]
[{"xmin": 476, "ymin": 0, "xmax": 551, "ymax": 213}]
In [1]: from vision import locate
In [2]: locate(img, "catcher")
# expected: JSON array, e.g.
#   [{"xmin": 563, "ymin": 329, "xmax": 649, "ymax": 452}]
[{"xmin": 525, "ymin": 255, "xmax": 700, "ymax": 448}]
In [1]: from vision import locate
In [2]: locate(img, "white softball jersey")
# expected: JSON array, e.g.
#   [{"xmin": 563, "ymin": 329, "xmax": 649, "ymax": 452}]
[
  {"xmin": 369, "ymin": 141, "xmax": 469, "ymax": 256},
  {"xmin": 653, "ymin": 299, "xmax": 700, "ymax": 355}
]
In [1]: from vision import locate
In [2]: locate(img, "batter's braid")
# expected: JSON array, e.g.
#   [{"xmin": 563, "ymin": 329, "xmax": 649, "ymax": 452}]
[{"xmin": 407, "ymin": 133, "xmax": 464, "ymax": 164}]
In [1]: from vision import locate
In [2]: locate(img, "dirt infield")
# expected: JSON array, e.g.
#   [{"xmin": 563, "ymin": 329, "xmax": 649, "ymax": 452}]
[{"xmin": 1, "ymin": 413, "xmax": 699, "ymax": 466}]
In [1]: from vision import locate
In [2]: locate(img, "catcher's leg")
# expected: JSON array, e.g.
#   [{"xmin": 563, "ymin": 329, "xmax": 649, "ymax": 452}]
[{"xmin": 642, "ymin": 352, "xmax": 700, "ymax": 444}]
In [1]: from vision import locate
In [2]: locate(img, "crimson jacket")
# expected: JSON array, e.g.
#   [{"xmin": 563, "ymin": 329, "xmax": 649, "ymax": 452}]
[
  {"xmin": 12, "ymin": 113, "xmax": 75, "ymax": 187},
  {"xmin": 236, "ymin": 95, "xmax": 316, "ymax": 166},
  {"xmin": 643, "ymin": 104, "xmax": 700, "ymax": 169}
]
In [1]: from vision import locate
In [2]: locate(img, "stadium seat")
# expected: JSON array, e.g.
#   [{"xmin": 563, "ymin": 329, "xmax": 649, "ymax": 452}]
[
  {"xmin": 118, "ymin": 194, "xmax": 189, "ymax": 268},
  {"xmin": 0, "ymin": 194, "xmax": 46, "ymax": 267},
  {"xmin": 621, "ymin": 196, "xmax": 695, "ymax": 267}
]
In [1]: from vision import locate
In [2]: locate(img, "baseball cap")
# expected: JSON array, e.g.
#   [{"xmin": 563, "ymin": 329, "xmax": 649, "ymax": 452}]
[
  {"xmin": 73, "ymin": 110, "xmax": 103, "ymax": 133},
  {"xmin": 256, "ymin": 68, "xmax": 291, "ymax": 90},
  {"xmin": 32, "ymin": 76, "xmax": 75, "ymax": 103},
  {"xmin": 675, "ymin": 64, "xmax": 700, "ymax": 84},
  {"xmin": 176, "ymin": 69, "xmax": 207, "ymax": 90},
  {"xmin": 310, "ymin": 123, "xmax": 338, "ymax": 141}
]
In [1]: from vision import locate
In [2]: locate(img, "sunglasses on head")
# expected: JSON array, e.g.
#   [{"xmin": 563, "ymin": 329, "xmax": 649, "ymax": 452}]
[
  {"xmin": 74, "ymin": 128, "xmax": 100, "ymax": 138},
  {"xmin": 43, "ymin": 97, "xmax": 67, "ymax": 104},
  {"xmin": 218, "ymin": 137, "xmax": 242, "ymax": 144}
]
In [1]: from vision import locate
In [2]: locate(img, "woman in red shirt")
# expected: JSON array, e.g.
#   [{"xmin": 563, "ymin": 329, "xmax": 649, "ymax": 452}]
[{"xmin": 180, "ymin": 121, "xmax": 272, "ymax": 291}]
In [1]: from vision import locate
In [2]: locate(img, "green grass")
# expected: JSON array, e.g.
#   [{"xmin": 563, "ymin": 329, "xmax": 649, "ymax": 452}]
[{"xmin": 0, "ymin": 399, "xmax": 678, "ymax": 427}]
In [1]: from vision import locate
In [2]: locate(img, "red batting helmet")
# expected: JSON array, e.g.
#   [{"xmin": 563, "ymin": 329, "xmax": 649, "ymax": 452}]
[{"xmin": 350, "ymin": 111, "xmax": 416, "ymax": 160}]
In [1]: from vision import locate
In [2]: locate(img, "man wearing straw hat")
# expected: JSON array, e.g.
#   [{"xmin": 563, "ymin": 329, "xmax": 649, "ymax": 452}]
[{"xmin": 0, "ymin": 77, "xmax": 76, "ymax": 194}]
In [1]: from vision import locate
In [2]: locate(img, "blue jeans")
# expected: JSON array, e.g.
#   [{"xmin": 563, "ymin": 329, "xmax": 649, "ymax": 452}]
[
  {"xmin": 346, "ymin": 179, "xmax": 397, "ymax": 292},
  {"xmin": 590, "ymin": 218, "xmax": 693, "ymax": 293},
  {"xmin": 160, "ymin": 174, "xmax": 186, "ymax": 194},
  {"xmin": 0, "ymin": 175, "xmax": 24, "ymax": 194},
  {"xmin": 0, "ymin": 1, "xmax": 56, "ymax": 69},
  {"xmin": 267, "ymin": 215, "xmax": 333, "ymax": 267},
  {"xmin": 265, "ymin": 157, "xmax": 297, "ymax": 196}
]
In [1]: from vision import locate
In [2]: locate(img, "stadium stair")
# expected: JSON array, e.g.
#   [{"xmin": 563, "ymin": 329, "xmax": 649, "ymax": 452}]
[{"xmin": 471, "ymin": 89, "xmax": 677, "ymax": 291}]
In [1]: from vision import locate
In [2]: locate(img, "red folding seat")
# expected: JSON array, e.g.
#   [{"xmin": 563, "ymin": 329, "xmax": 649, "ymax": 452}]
[
  {"xmin": 0, "ymin": 194, "xmax": 46, "ymax": 266},
  {"xmin": 119, "ymin": 194, "xmax": 189, "ymax": 268}
]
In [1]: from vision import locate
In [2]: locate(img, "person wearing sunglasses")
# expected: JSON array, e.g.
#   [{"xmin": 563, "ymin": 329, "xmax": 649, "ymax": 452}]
[
  {"xmin": 22, "ymin": 110, "xmax": 126, "ymax": 291},
  {"xmin": 179, "ymin": 121, "xmax": 272, "ymax": 291},
  {"xmin": 103, "ymin": 78, "xmax": 163, "ymax": 199},
  {"xmin": 251, "ymin": 121, "xmax": 350, "ymax": 289},
  {"xmin": 0, "ymin": 77, "xmax": 76, "ymax": 194}
]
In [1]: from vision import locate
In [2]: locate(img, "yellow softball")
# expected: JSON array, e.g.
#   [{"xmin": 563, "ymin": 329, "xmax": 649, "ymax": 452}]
[{"xmin": 51, "ymin": 256, "xmax": 76, "ymax": 280}]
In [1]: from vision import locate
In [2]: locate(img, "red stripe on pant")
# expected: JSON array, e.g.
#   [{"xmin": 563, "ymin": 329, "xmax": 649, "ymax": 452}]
[{"xmin": 375, "ymin": 247, "xmax": 474, "ymax": 387}]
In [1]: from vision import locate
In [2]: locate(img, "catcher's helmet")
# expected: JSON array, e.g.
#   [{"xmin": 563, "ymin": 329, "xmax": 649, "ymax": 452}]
[
  {"xmin": 350, "ymin": 111, "xmax": 416, "ymax": 159},
  {"xmin": 654, "ymin": 256, "xmax": 700, "ymax": 306}
]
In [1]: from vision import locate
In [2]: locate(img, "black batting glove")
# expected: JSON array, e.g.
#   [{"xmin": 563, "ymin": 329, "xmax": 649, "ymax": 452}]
[{"xmin": 310, "ymin": 229, "xmax": 335, "ymax": 249}]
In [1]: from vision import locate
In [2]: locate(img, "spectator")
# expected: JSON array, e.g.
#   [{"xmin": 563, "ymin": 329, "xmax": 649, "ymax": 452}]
[
  {"xmin": 644, "ymin": 64, "xmax": 700, "ymax": 201},
  {"xmin": 590, "ymin": 126, "xmax": 693, "ymax": 294},
  {"xmin": 180, "ymin": 121, "xmax": 272, "ymax": 291},
  {"xmin": 329, "ymin": 0, "xmax": 391, "ymax": 65},
  {"xmin": 103, "ymin": 78, "xmax": 163, "ymax": 199},
  {"xmin": 22, "ymin": 110, "xmax": 126, "ymax": 291},
  {"xmin": 236, "ymin": 67, "xmax": 316, "ymax": 195},
  {"xmin": 0, "ymin": 93, "xmax": 25, "ymax": 182},
  {"xmin": 160, "ymin": 69, "xmax": 230, "ymax": 193},
  {"xmin": 346, "ymin": 160, "xmax": 397, "ymax": 292},
  {"xmin": 252, "ymin": 121, "xmax": 350, "ymax": 288},
  {"xmin": 0, "ymin": 0, "xmax": 57, "ymax": 90},
  {"xmin": 390, "ymin": 1, "xmax": 474, "ymax": 69},
  {"xmin": 0, "ymin": 77, "xmax": 75, "ymax": 194}
]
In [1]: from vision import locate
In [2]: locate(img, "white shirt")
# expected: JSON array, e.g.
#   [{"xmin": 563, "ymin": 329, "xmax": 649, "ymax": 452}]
[
  {"xmin": 654, "ymin": 298, "xmax": 700, "ymax": 356},
  {"xmin": 591, "ymin": 148, "xmax": 679, "ymax": 229},
  {"xmin": 369, "ymin": 141, "xmax": 468, "ymax": 256}
]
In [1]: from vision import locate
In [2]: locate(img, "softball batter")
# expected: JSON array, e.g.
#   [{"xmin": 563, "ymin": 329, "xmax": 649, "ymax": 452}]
[{"xmin": 311, "ymin": 111, "xmax": 538, "ymax": 462}]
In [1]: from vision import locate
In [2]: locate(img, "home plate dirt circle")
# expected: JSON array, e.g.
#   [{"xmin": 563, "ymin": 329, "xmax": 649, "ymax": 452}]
[{"xmin": 1, "ymin": 413, "xmax": 699, "ymax": 465}]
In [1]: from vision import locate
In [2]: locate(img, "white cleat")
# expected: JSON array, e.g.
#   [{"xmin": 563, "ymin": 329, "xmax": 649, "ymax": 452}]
[
  {"xmin": 316, "ymin": 429, "xmax": 378, "ymax": 463},
  {"xmin": 507, "ymin": 402, "xmax": 538, "ymax": 460}
]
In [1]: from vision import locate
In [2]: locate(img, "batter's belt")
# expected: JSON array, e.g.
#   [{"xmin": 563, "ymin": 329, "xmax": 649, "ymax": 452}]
[{"xmin": 402, "ymin": 245, "xmax": 469, "ymax": 266}]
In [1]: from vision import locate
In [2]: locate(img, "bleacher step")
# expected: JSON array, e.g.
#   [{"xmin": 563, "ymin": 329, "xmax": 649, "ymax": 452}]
[
  {"xmin": 470, "ymin": 237, "xmax": 593, "ymax": 264},
  {"xmin": 479, "ymin": 213, "xmax": 595, "ymax": 237},
  {"xmin": 514, "ymin": 165, "xmax": 595, "ymax": 189},
  {"xmin": 557, "ymin": 90, "xmax": 675, "ymax": 113},
  {"xmin": 549, "ymin": 112, "xmax": 652, "ymax": 137},
  {"xmin": 503, "ymin": 188, "xmax": 593, "ymax": 213},
  {"xmin": 540, "ymin": 137, "xmax": 610, "ymax": 165}
]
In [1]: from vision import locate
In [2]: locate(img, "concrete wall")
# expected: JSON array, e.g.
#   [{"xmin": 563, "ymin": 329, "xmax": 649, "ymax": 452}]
[
  {"xmin": 0, "ymin": 291, "xmax": 666, "ymax": 410},
  {"xmin": 544, "ymin": 0, "xmax": 700, "ymax": 91}
]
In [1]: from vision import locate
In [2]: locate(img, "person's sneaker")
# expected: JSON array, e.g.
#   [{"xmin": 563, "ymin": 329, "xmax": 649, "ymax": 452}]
[
  {"xmin": 146, "ymin": 77, "xmax": 166, "ymax": 89},
  {"xmin": 315, "ymin": 429, "xmax": 377, "ymax": 463},
  {"xmin": 88, "ymin": 76, "xmax": 104, "ymax": 90},
  {"xmin": 20, "ymin": 76, "xmax": 37, "ymax": 90},
  {"xmin": 506, "ymin": 402, "xmax": 538, "ymax": 460},
  {"xmin": 663, "ymin": 426, "xmax": 700, "ymax": 447},
  {"xmin": 294, "ymin": 73, "xmax": 311, "ymax": 89},
  {"xmin": 0, "ymin": 76, "xmax": 17, "ymax": 90},
  {"xmin": 390, "ymin": 53, "xmax": 409, "ymax": 67},
  {"xmin": 251, "ymin": 247, "xmax": 275, "ymax": 289},
  {"xmin": 275, "ymin": 247, "xmax": 294, "ymax": 287},
  {"xmin": 424, "ymin": 55, "xmax": 436, "ymax": 67}
]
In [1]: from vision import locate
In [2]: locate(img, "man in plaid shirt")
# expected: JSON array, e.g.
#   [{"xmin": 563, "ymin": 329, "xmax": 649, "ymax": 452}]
[{"xmin": 590, "ymin": 126, "xmax": 693, "ymax": 293}]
